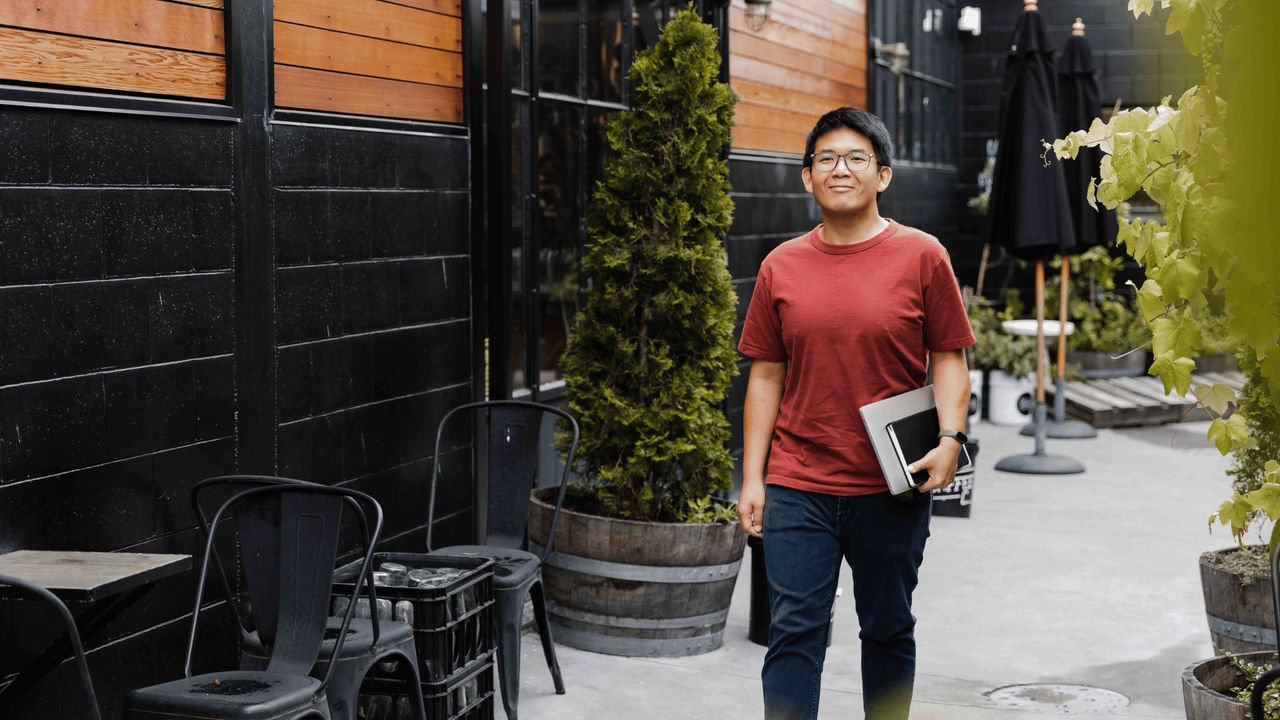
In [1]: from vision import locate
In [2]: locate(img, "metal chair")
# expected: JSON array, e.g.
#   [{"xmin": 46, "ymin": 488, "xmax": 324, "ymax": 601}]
[
  {"xmin": 0, "ymin": 574, "xmax": 103, "ymax": 720},
  {"xmin": 425, "ymin": 399, "xmax": 579, "ymax": 720},
  {"xmin": 191, "ymin": 475, "xmax": 426, "ymax": 720},
  {"xmin": 124, "ymin": 483, "xmax": 383, "ymax": 720}
]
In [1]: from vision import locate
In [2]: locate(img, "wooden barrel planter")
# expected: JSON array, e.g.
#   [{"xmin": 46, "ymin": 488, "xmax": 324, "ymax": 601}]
[
  {"xmin": 1200, "ymin": 549, "xmax": 1276, "ymax": 654},
  {"xmin": 528, "ymin": 488, "xmax": 746, "ymax": 657},
  {"xmin": 1182, "ymin": 650, "xmax": 1276, "ymax": 719}
]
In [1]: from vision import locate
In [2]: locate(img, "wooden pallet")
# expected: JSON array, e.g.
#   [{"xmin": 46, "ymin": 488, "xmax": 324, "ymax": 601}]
[{"xmin": 1048, "ymin": 371, "xmax": 1246, "ymax": 428}]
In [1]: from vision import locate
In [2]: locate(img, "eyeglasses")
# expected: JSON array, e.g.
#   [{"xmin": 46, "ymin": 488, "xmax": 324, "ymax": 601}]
[{"xmin": 809, "ymin": 151, "xmax": 876, "ymax": 173}]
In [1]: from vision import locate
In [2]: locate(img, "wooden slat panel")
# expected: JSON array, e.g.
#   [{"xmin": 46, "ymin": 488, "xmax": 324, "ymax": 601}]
[
  {"xmin": 169, "ymin": 0, "xmax": 223, "ymax": 8},
  {"xmin": 730, "ymin": 54, "xmax": 862, "ymax": 102},
  {"xmin": 732, "ymin": 125, "xmax": 809, "ymax": 155},
  {"xmin": 274, "ymin": 21, "xmax": 462, "ymax": 87},
  {"xmin": 0, "ymin": 27, "xmax": 225, "ymax": 99},
  {"xmin": 0, "ymin": 0, "xmax": 223, "ymax": 54},
  {"xmin": 729, "ymin": 6, "xmax": 866, "ymax": 72},
  {"xmin": 736, "ymin": 102, "xmax": 825, "ymax": 139},
  {"xmin": 731, "ymin": 30, "xmax": 860, "ymax": 83},
  {"xmin": 771, "ymin": 0, "xmax": 865, "ymax": 31},
  {"xmin": 275, "ymin": 64, "xmax": 462, "ymax": 123},
  {"xmin": 732, "ymin": 78, "xmax": 866, "ymax": 118},
  {"xmin": 274, "ymin": 0, "xmax": 461, "ymax": 52},
  {"xmin": 381, "ymin": 0, "xmax": 463, "ymax": 16}
]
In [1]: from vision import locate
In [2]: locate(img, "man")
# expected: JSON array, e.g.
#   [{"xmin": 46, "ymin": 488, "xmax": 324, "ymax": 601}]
[{"xmin": 737, "ymin": 107, "xmax": 974, "ymax": 720}]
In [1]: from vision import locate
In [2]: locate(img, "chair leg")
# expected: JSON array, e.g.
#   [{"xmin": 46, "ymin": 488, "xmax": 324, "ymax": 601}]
[
  {"xmin": 528, "ymin": 579, "xmax": 564, "ymax": 695},
  {"xmin": 495, "ymin": 587, "xmax": 526, "ymax": 720}
]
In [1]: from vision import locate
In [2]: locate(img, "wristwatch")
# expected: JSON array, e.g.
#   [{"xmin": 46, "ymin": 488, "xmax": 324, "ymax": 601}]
[{"xmin": 938, "ymin": 429, "xmax": 968, "ymax": 445}]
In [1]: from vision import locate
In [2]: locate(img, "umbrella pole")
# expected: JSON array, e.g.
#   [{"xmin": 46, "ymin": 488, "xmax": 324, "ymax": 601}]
[
  {"xmin": 1034, "ymin": 260, "xmax": 1047, "ymax": 456},
  {"xmin": 1056, "ymin": 257, "xmax": 1069, "ymax": 422}
]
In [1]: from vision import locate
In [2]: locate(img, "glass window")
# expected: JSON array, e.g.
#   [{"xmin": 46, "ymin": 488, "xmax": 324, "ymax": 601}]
[
  {"xmin": 588, "ymin": 0, "xmax": 624, "ymax": 102},
  {"xmin": 511, "ymin": 100, "xmax": 529, "ymax": 393},
  {"xmin": 535, "ymin": 102, "xmax": 583, "ymax": 386},
  {"xmin": 538, "ymin": 0, "xmax": 581, "ymax": 95}
]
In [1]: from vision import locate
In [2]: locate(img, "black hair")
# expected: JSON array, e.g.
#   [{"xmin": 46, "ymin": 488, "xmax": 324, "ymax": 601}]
[{"xmin": 803, "ymin": 107, "xmax": 894, "ymax": 171}]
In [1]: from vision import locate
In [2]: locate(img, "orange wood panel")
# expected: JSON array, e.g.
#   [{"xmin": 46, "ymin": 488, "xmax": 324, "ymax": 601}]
[
  {"xmin": 732, "ymin": 78, "xmax": 866, "ymax": 118},
  {"xmin": 380, "ymin": 0, "xmax": 462, "ymax": 16},
  {"xmin": 168, "ymin": 0, "xmax": 223, "ymax": 8},
  {"xmin": 733, "ymin": 124, "xmax": 810, "ymax": 155},
  {"xmin": 274, "ymin": 0, "xmax": 461, "ymax": 52},
  {"xmin": 274, "ymin": 21, "xmax": 462, "ymax": 87},
  {"xmin": 275, "ymin": 64, "xmax": 462, "ymax": 123},
  {"xmin": 769, "ymin": 0, "xmax": 864, "ymax": 33},
  {"xmin": 0, "ymin": 27, "xmax": 225, "ymax": 98},
  {"xmin": 731, "ymin": 30, "xmax": 860, "ymax": 83},
  {"xmin": 736, "ymin": 101, "xmax": 826, "ymax": 140},
  {"xmin": 0, "ymin": 0, "xmax": 223, "ymax": 54},
  {"xmin": 730, "ymin": 54, "xmax": 862, "ymax": 104},
  {"xmin": 729, "ymin": 7, "xmax": 866, "ymax": 72}
]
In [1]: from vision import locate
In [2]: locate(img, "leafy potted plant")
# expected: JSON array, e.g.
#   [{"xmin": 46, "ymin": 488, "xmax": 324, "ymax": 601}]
[
  {"xmin": 1051, "ymin": 1, "xmax": 1280, "ymax": 716},
  {"xmin": 526, "ymin": 8, "xmax": 745, "ymax": 658},
  {"xmin": 1042, "ymin": 246, "xmax": 1151, "ymax": 377},
  {"xmin": 969, "ymin": 291, "xmax": 1038, "ymax": 425}
]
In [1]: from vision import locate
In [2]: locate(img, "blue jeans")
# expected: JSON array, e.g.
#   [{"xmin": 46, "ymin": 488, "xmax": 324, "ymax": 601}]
[{"xmin": 761, "ymin": 484, "xmax": 931, "ymax": 720}]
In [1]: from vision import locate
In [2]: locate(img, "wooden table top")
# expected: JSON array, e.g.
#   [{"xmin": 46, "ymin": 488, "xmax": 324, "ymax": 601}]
[{"xmin": 0, "ymin": 550, "xmax": 192, "ymax": 602}]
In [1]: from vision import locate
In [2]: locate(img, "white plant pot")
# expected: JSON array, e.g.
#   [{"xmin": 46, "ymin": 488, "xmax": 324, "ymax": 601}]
[
  {"xmin": 987, "ymin": 370, "xmax": 1034, "ymax": 426},
  {"xmin": 967, "ymin": 369, "xmax": 983, "ymax": 426}
]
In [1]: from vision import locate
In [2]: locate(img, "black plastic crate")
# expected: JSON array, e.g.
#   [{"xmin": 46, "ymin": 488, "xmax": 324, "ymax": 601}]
[
  {"xmin": 332, "ymin": 552, "xmax": 495, "ymax": 684},
  {"xmin": 361, "ymin": 654, "xmax": 495, "ymax": 720}
]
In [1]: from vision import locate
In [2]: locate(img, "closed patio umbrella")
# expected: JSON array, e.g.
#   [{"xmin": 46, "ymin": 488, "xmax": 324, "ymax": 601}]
[
  {"xmin": 989, "ymin": 0, "xmax": 1083, "ymax": 475},
  {"xmin": 1020, "ymin": 17, "xmax": 1115, "ymax": 439}
]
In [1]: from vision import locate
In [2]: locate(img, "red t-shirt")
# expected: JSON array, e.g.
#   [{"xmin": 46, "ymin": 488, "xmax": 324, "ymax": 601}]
[{"xmin": 738, "ymin": 221, "xmax": 975, "ymax": 496}]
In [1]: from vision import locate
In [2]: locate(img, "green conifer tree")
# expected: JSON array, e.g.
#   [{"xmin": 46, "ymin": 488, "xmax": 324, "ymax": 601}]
[{"xmin": 560, "ymin": 7, "xmax": 737, "ymax": 522}]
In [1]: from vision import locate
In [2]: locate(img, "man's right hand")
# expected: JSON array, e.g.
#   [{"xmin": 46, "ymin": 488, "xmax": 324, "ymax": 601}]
[{"xmin": 738, "ymin": 478, "xmax": 764, "ymax": 537}]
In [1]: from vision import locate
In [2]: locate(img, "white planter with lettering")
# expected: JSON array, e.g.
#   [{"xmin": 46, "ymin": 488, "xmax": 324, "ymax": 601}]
[{"xmin": 987, "ymin": 370, "xmax": 1034, "ymax": 426}]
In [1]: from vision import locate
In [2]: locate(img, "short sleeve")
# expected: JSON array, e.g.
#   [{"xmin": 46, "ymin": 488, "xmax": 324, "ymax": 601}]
[
  {"xmin": 738, "ymin": 263, "xmax": 787, "ymax": 362},
  {"xmin": 922, "ymin": 251, "xmax": 976, "ymax": 352}
]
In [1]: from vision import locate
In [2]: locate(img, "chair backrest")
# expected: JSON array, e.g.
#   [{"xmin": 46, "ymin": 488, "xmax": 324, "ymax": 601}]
[
  {"xmin": 187, "ymin": 483, "xmax": 382, "ymax": 693},
  {"xmin": 0, "ymin": 574, "xmax": 103, "ymax": 720},
  {"xmin": 426, "ymin": 400, "xmax": 579, "ymax": 561}
]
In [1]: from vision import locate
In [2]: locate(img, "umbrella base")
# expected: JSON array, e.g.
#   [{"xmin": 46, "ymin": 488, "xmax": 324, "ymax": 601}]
[
  {"xmin": 995, "ymin": 452, "xmax": 1085, "ymax": 475},
  {"xmin": 1019, "ymin": 419, "xmax": 1097, "ymax": 439}
]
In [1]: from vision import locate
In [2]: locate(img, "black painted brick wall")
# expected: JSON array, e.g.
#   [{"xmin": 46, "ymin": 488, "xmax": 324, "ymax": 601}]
[
  {"xmin": 0, "ymin": 108, "xmax": 239, "ymax": 719},
  {"xmin": 957, "ymin": 0, "xmax": 1189, "ymax": 297},
  {"xmin": 271, "ymin": 124, "xmax": 474, "ymax": 549}
]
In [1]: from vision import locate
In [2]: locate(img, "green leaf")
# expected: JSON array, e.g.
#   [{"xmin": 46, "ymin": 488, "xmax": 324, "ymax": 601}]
[
  {"xmin": 1208, "ymin": 414, "xmax": 1252, "ymax": 455},
  {"xmin": 1151, "ymin": 313, "xmax": 1202, "ymax": 358},
  {"xmin": 1136, "ymin": 279, "xmax": 1166, "ymax": 322},
  {"xmin": 1214, "ymin": 494, "xmax": 1252, "ymax": 535},
  {"xmin": 1166, "ymin": 0, "xmax": 1209, "ymax": 56},
  {"xmin": 1247, "ymin": 481, "xmax": 1280, "ymax": 521},
  {"xmin": 1086, "ymin": 177, "xmax": 1098, "ymax": 210},
  {"xmin": 1193, "ymin": 382, "xmax": 1236, "ymax": 415},
  {"xmin": 1150, "ymin": 253, "xmax": 1201, "ymax": 302},
  {"xmin": 1128, "ymin": 0, "xmax": 1155, "ymax": 18},
  {"xmin": 1263, "ymin": 351, "xmax": 1280, "ymax": 405},
  {"xmin": 1149, "ymin": 351, "xmax": 1197, "ymax": 396}
]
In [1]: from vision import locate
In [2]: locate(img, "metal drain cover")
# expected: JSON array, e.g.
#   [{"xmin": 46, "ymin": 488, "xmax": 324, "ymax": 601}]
[{"xmin": 986, "ymin": 684, "xmax": 1130, "ymax": 712}]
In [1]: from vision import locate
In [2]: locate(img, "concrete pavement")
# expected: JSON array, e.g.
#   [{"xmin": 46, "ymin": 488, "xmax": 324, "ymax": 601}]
[{"xmin": 515, "ymin": 418, "xmax": 1235, "ymax": 719}]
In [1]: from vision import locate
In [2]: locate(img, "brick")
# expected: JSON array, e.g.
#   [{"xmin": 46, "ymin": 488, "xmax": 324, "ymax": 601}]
[
  {"xmin": 271, "ymin": 123, "xmax": 330, "ymax": 188},
  {"xmin": 342, "ymin": 262, "xmax": 402, "ymax": 333},
  {"xmin": 146, "ymin": 121, "xmax": 234, "ymax": 187},
  {"xmin": 0, "ymin": 287, "xmax": 53, "ymax": 385},
  {"xmin": 395, "ymin": 135, "xmax": 469, "ymax": 190},
  {"xmin": 48, "ymin": 114, "xmax": 150, "ymax": 185},
  {"xmin": 330, "ymin": 132, "xmax": 397, "ymax": 189},
  {"xmin": 273, "ymin": 191, "xmax": 328, "ymax": 266},
  {"xmin": 150, "ymin": 274, "xmax": 235, "ymax": 362},
  {"xmin": 0, "ymin": 375, "xmax": 106, "ymax": 481},
  {"xmin": 104, "ymin": 364, "xmax": 198, "ymax": 458},
  {"xmin": 52, "ymin": 280, "xmax": 150, "ymax": 375},
  {"xmin": 324, "ymin": 192, "xmax": 374, "ymax": 261},
  {"xmin": 277, "ymin": 266, "xmax": 342, "ymax": 344},
  {"xmin": 0, "ymin": 191, "xmax": 104, "ymax": 283},
  {"xmin": 0, "ymin": 111, "xmax": 50, "ymax": 184},
  {"xmin": 101, "ymin": 190, "xmax": 192, "ymax": 277},
  {"xmin": 370, "ymin": 191, "xmax": 430, "ymax": 258},
  {"xmin": 190, "ymin": 191, "xmax": 234, "ymax": 271},
  {"xmin": 279, "ymin": 414, "xmax": 345, "ymax": 485}
]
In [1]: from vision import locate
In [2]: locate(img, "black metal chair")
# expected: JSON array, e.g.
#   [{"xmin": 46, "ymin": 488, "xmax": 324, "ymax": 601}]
[
  {"xmin": 124, "ymin": 483, "xmax": 384, "ymax": 720},
  {"xmin": 425, "ymin": 399, "xmax": 579, "ymax": 720},
  {"xmin": 191, "ymin": 475, "xmax": 426, "ymax": 720},
  {"xmin": 0, "ymin": 574, "xmax": 103, "ymax": 720}
]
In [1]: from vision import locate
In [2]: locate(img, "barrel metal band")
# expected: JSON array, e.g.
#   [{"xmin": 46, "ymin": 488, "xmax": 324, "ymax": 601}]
[
  {"xmin": 1207, "ymin": 613, "xmax": 1278, "ymax": 645},
  {"xmin": 553, "ymin": 625, "xmax": 725, "ymax": 657},
  {"xmin": 546, "ymin": 600, "xmax": 729, "ymax": 630},
  {"xmin": 531, "ymin": 542, "xmax": 742, "ymax": 583}
]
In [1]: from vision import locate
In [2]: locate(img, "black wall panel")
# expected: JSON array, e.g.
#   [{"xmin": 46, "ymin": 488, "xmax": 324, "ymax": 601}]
[{"xmin": 0, "ymin": 110, "xmax": 472, "ymax": 718}]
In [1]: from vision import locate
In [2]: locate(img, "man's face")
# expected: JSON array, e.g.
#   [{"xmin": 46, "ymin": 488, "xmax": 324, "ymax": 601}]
[{"xmin": 801, "ymin": 127, "xmax": 892, "ymax": 218}]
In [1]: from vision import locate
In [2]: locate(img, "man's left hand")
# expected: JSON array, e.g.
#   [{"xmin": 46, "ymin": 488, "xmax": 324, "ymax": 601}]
[{"xmin": 909, "ymin": 438, "xmax": 963, "ymax": 493}]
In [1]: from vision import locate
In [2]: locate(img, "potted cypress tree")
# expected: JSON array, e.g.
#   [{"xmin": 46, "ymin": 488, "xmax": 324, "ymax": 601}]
[{"xmin": 527, "ymin": 8, "xmax": 745, "ymax": 657}]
